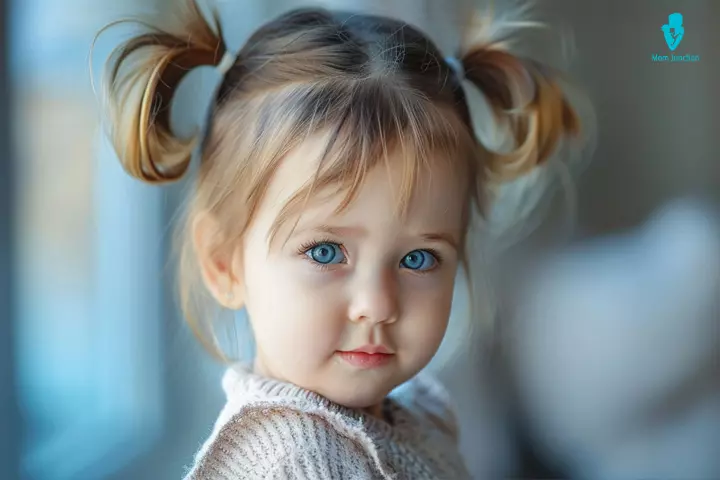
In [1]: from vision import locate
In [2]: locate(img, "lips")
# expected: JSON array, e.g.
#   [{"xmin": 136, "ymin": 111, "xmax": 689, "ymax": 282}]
[
  {"xmin": 337, "ymin": 351, "xmax": 394, "ymax": 368},
  {"xmin": 337, "ymin": 345, "xmax": 394, "ymax": 368},
  {"xmin": 346, "ymin": 344, "xmax": 392, "ymax": 354}
]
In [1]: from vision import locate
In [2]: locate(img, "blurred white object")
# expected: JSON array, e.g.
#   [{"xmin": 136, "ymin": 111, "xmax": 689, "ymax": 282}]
[{"xmin": 509, "ymin": 198, "xmax": 720, "ymax": 480}]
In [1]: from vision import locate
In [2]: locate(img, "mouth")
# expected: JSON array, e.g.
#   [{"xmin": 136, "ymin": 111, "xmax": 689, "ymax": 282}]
[
  {"xmin": 336, "ymin": 345, "xmax": 394, "ymax": 369},
  {"xmin": 345, "ymin": 344, "xmax": 392, "ymax": 354}
]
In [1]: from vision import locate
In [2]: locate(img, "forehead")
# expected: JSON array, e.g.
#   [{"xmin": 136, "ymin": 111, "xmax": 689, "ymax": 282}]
[{"xmin": 256, "ymin": 133, "xmax": 467, "ymax": 239}]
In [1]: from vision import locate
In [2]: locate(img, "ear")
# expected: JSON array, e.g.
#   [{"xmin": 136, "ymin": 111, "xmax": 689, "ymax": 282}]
[{"xmin": 192, "ymin": 212, "xmax": 245, "ymax": 310}]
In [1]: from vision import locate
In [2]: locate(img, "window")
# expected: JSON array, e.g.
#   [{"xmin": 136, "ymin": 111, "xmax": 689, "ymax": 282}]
[{"xmin": 12, "ymin": 1, "xmax": 165, "ymax": 478}]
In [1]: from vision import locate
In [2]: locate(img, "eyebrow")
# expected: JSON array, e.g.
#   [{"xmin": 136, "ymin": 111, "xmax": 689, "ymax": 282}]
[
  {"xmin": 419, "ymin": 232, "xmax": 459, "ymax": 251},
  {"xmin": 311, "ymin": 224, "xmax": 367, "ymax": 237},
  {"xmin": 302, "ymin": 225, "xmax": 459, "ymax": 251}
]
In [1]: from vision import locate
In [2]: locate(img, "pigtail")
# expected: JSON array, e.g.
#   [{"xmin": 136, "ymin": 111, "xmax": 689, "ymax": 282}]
[
  {"xmin": 457, "ymin": 9, "xmax": 581, "ymax": 181},
  {"xmin": 94, "ymin": 0, "xmax": 228, "ymax": 184}
]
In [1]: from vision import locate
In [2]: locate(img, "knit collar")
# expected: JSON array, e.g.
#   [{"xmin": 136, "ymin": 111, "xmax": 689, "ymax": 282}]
[{"xmin": 222, "ymin": 362, "xmax": 405, "ymax": 434}]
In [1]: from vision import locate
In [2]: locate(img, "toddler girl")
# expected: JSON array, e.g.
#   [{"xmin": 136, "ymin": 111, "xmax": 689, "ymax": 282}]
[{"xmin": 98, "ymin": 1, "xmax": 581, "ymax": 478}]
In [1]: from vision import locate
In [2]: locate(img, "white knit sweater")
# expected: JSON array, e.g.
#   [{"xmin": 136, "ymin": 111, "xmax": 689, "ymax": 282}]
[{"xmin": 183, "ymin": 364, "xmax": 471, "ymax": 479}]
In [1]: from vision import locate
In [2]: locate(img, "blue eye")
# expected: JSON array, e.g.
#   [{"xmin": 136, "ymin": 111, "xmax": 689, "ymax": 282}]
[
  {"xmin": 305, "ymin": 242, "xmax": 345, "ymax": 265},
  {"xmin": 400, "ymin": 250, "xmax": 437, "ymax": 271}
]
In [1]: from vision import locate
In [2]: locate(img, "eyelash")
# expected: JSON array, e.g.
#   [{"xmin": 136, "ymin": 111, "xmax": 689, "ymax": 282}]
[
  {"xmin": 296, "ymin": 238, "xmax": 343, "ymax": 272},
  {"xmin": 419, "ymin": 248, "xmax": 443, "ymax": 266},
  {"xmin": 296, "ymin": 240, "xmax": 443, "ymax": 273}
]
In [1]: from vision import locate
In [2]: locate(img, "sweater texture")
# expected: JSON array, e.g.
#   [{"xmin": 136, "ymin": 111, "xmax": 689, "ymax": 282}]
[{"xmin": 183, "ymin": 364, "xmax": 471, "ymax": 479}]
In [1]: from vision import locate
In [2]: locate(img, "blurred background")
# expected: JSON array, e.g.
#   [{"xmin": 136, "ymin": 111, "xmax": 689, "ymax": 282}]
[{"xmin": 0, "ymin": 0, "xmax": 718, "ymax": 479}]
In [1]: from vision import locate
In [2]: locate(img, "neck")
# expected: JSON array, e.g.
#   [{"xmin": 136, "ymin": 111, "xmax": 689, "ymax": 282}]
[{"xmin": 361, "ymin": 402, "xmax": 384, "ymax": 420}]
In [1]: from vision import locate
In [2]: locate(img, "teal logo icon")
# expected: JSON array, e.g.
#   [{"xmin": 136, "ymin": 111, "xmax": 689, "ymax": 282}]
[{"xmin": 661, "ymin": 13, "xmax": 684, "ymax": 51}]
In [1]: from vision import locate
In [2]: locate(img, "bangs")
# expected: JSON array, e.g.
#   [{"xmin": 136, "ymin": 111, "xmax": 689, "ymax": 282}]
[{"xmin": 262, "ymin": 78, "xmax": 479, "ymax": 247}]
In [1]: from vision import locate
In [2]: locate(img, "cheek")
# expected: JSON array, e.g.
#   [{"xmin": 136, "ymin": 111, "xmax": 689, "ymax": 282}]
[
  {"xmin": 397, "ymin": 274, "xmax": 455, "ymax": 353},
  {"xmin": 243, "ymin": 254, "xmax": 347, "ymax": 359}
]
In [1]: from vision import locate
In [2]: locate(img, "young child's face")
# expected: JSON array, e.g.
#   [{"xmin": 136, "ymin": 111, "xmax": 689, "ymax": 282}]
[{"xmin": 235, "ymin": 134, "xmax": 466, "ymax": 409}]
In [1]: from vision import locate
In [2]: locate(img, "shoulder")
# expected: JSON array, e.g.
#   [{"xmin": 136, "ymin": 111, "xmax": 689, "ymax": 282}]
[
  {"xmin": 391, "ymin": 372, "xmax": 460, "ymax": 440},
  {"xmin": 183, "ymin": 403, "xmax": 386, "ymax": 480}
]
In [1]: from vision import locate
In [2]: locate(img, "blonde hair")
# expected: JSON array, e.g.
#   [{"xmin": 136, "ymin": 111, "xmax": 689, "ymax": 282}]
[{"xmin": 95, "ymin": 0, "xmax": 581, "ymax": 360}]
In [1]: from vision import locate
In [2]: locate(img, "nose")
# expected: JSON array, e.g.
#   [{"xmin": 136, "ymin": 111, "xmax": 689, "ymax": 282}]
[{"xmin": 347, "ymin": 268, "xmax": 400, "ymax": 325}]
